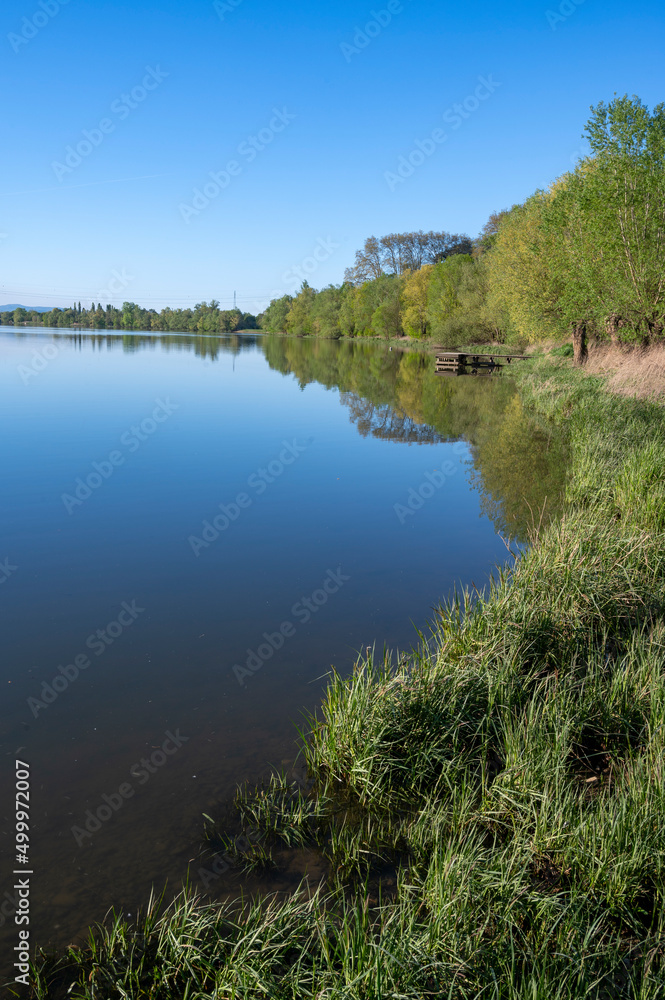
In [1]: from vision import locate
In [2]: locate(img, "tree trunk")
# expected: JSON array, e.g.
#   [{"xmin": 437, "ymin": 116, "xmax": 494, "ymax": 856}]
[
  {"xmin": 605, "ymin": 313, "xmax": 621, "ymax": 344},
  {"xmin": 572, "ymin": 321, "xmax": 588, "ymax": 366}
]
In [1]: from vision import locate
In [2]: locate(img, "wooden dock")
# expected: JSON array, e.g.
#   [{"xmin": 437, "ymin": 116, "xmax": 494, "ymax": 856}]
[{"xmin": 435, "ymin": 351, "xmax": 531, "ymax": 375}]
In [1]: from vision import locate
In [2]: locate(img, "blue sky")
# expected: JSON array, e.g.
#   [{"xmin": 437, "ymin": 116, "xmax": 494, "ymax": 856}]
[{"xmin": 1, "ymin": 0, "xmax": 663, "ymax": 314}]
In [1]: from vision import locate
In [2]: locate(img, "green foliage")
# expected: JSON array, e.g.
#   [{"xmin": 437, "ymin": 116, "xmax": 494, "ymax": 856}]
[
  {"xmin": 369, "ymin": 275, "xmax": 403, "ymax": 338},
  {"xmin": 550, "ymin": 342, "xmax": 574, "ymax": 356},
  {"xmin": 349, "ymin": 274, "xmax": 404, "ymax": 337},
  {"xmin": 344, "ymin": 229, "xmax": 473, "ymax": 284},
  {"xmin": 585, "ymin": 92, "xmax": 665, "ymax": 159},
  {"xmin": 259, "ymin": 293, "xmax": 293, "ymax": 332},
  {"xmin": 2, "ymin": 300, "xmax": 257, "ymax": 333},
  {"xmin": 311, "ymin": 283, "xmax": 347, "ymax": 338},
  {"xmin": 401, "ymin": 266, "xmax": 432, "ymax": 337},
  {"xmin": 257, "ymin": 260, "xmax": 498, "ymax": 346},
  {"xmin": 485, "ymin": 193, "xmax": 563, "ymax": 343},
  {"xmin": 258, "ymin": 94, "xmax": 665, "ymax": 349},
  {"xmin": 428, "ymin": 255, "xmax": 502, "ymax": 346},
  {"xmin": 286, "ymin": 281, "xmax": 317, "ymax": 335},
  {"xmin": 487, "ymin": 95, "xmax": 665, "ymax": 344}
]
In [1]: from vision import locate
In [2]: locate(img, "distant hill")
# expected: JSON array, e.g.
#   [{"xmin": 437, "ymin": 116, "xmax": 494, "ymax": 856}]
[{"xmin": 0, "ymin": 304, "xmax": 53, "ymax": 313}]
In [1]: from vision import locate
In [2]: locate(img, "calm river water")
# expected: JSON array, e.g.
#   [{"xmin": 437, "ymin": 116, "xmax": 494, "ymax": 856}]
[{"xmin": 0, "ymin": 328, "xmax": 568, "ymax": 964}]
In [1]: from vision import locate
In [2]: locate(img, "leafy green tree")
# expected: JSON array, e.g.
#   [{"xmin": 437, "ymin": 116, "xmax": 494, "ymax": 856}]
[
  {"xmin": 311, "ymin": 284, "xmax": 346, "ymax": 338},
  {"xmin": 563, "ymin": 95, "xmax": 665, "ymax": 341},
  {"xmin": 428, "ymin": 255, "xmax": 504, "ymax": 346},
  {"xmin": 344, "ymin": 231, "xmax": 472, "ymax": 284},
  {"xmin": 370, "ymin": 277, "xmax": 403, "ymax": 338},
  {"xmin": 474, "ymin": 209, "xmax": 512, "ymax": 257},
  {"xmin": 351, "ymin": 282, "xmax": 378, "ymax": 335},
  {"xmin": 121, "ymin": 302, "xmax": 139, "ymax": 330},
  {"xmin": 485, "ymin": 194, "xmax": 560, "ymax": 343},
  {"xmin": 339, "ymin": 285, "xmax": 357, "ymax": 337},
  {"xmin": 239, "ymin": 311, "xmax": 258, "ymax": 330},
  {"xmin": 220, "ymin": 308, "xmax": 243, "ymax": 332},
  {"xmin": 351, "ymin": 275, "xmax": 401, "ymax": 336},
  {"xmin": 286, "ymin": 282, "xmax": 317, "ymax": 336},
  {"xmin": 260, "ymin": 295, "xmax": 293, "ymax": 332},
  {"xmin": 488, "ymin": 95, "xmax": 665, "ymax": 355},
  {"xmin": 401, "ymin": 266, "xmax": 432, "ymax": 338}
]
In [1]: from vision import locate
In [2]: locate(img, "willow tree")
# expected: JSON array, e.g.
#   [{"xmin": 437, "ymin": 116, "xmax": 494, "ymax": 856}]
[
  {"xmin": 542, "ymin": 96, "xmax": 665, "ymax": 359},
  {"xmin": 485, "ymin": 194, "xmax": 561, "ymax": 343},
  {"xmin": 427, "ymin": 254, "xmax": 502, "ymax": 346},
  {"xmin": 581, "ymin": 95, "xmax": 665, "ymax": 341}
]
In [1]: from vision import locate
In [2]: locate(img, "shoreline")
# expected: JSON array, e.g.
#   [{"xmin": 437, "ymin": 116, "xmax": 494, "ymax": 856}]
[{"xmin": 14, "ymin": 346, "xmax": 665, "ymax": 998}]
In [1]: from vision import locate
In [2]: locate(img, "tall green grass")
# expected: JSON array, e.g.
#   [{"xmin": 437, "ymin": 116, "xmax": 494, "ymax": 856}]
[{"xmin": 20, "ymin": 354, "xmax": 665, "ymax": 998}]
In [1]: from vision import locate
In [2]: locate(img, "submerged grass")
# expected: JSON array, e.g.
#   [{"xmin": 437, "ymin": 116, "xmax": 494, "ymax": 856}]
[{"xmin": 18, "ymin": 351, "xmax": 665, "ymax": 998}]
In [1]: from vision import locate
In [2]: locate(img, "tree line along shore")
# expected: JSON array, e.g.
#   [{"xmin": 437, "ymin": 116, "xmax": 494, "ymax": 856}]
[
  {"xmin": 8, "ymin": 94, "xmax": 664, "ymax": 363},
  {"xmin": 3, "ymin": 300, "xmax": 259, "ymax": 335},
  {"xmin": 261, "ymin": 95, "xmax": 664, "ymax": 362}
]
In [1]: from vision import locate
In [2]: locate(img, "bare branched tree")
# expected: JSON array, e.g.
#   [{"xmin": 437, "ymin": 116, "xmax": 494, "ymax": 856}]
[{"xmin": 344, "ymin": 230, "xmax": 473, "ymax": 284}]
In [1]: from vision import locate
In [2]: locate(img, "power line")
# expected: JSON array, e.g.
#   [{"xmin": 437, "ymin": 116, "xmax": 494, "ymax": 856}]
[
  {"xmin": 0, "ymin": 287, "xmax": 275, "ymax": 299},
  {"xmin": 0, "ymin": 287, "xmax": 276, "ymax": 307}
]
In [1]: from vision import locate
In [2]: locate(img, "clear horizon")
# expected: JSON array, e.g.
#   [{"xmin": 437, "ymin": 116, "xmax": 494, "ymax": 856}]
[{"xmin": 2, "ymin": 0, "xmax": 663, "ymax": 314}]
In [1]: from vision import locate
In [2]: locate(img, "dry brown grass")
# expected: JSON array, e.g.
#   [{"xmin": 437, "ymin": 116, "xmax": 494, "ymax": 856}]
[{"xmin": 584, "ymin": 343, "xmax": 665, "ymax": 401}]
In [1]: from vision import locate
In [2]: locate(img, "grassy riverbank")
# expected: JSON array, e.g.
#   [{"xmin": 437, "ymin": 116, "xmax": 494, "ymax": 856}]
[{"xmin": 23, "ymin": 351, "xmax": 665, "ymax": 998}]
